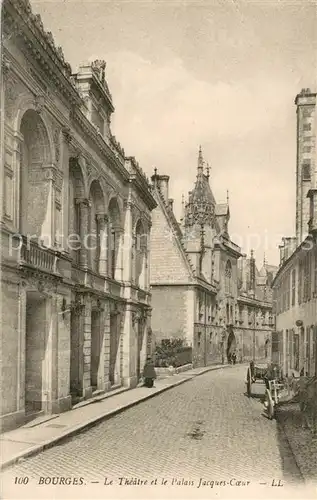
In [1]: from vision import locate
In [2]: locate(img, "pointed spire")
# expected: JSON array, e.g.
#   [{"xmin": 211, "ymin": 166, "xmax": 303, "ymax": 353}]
[
  {"xmin": 251, "ymin": 249, "xmax": 254, "ymax": 259},
  {"xmin": 197, "ymin": 145, "xmax": 204, "ymax": 175},
  {"xmin": 180, "ymin": 193, "xmax": 185, "ymax": 223},
  {"xmin": 226, "ymin": 189, "xmax": 229, "ymax": 205},
  {"xmin": 206, "ymin": 162, "xmax": 210, "ymax": 180},
  {"xmin": 263, "ymin": 252, "xmax": 267, "ymax": 267}
]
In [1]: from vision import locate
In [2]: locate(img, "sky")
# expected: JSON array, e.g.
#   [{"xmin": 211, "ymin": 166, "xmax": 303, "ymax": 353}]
[{"xmin": 31, "ymin": 0, "xmax": 317, "ymax": 265}]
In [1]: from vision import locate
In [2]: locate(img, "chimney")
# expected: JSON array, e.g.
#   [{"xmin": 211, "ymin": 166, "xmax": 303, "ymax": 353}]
[
  {"xmin": 278, "ymin": 239, "xmax": 285, "ymax": 266},
  {"xmin": 157, "ymin": 175, "xmax": 169, "ymax": 202},
  {"xmin": 151, "ymin": 169, "xmax": 170, "ymax": 202}
]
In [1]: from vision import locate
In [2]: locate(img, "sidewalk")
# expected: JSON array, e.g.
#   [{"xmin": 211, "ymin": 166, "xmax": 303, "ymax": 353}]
[
  {"xmin": 277, "ymin": 402, "xmax": 317, "ymax": 484},
  {"xmin": 0, "ymin": 363, "xmax": 230, "ymax": 471}
]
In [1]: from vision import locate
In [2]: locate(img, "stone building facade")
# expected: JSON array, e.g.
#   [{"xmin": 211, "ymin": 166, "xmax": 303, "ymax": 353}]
[
  {"xmin": 272, "ymin": 88, "xmax": 317, "ymax": 376},
  {"xmin": 1, "ymin": 0, "xmax": 156, "ymax": 431},
  {"xmin": 150, "ymin": 148, "xmax": 274, "ymax": 367}
]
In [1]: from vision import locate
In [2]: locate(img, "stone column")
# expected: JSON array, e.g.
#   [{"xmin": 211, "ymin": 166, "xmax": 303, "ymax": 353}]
[
  {"xmin": 101, "ymin": 301, "xmax": 111, "ymax": 390},
  {"xmin": 82, "ymin": 295, "xmax": 92, "ymax": 399},
  {"xmin": 41, "ymin": 165, "xmax": 55, "ymax": 247},
  {"xmin": 115, "ymin": 228, "xmax": 124, "ymax": 282},
  {"xmin": 12, "ymin": 132, "xmax": 23, "ymax": 229},
  {"xmin": 122, "ymin": 305, "xmax": 137, "ymax": 388},
  {"xmin": 17, "ymin": 283, "xmax": 26, "ymax": 415},
  {"xmin": 76, "ymin": 198, "xmax": 90, "ymax": 269},
  {"xmin": 96, "ymin": 214, "xmax": 108, "ymax": 276},
  {"xmin": 43, "ymin": 295, "xmax": 58, "ymax": 414},
  {"xmin": 61, "ymin": 128, "xmax": 71, "ymax": 251},
  {"xmin": 122, "ymin": 200, "xmax": 133, "ymax": 283}
]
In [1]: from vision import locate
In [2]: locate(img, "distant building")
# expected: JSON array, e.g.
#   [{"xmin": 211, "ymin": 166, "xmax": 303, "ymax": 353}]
[
  {"xmin": 272, "ymin": 88, "xmax": 317, "ymax": 376},
  {"xmin": 150, "ymin": 148, "xmax": 274, "ymax": 367}
]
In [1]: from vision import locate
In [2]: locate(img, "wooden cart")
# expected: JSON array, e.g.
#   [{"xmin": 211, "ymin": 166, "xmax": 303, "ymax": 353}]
[
  {"xmin": 263, "ymin": 373, "xmax": 300, "ymax": 420},
  {"xmin": 246, "ymin": 362, "xmax": 268, "ymax": 397}
]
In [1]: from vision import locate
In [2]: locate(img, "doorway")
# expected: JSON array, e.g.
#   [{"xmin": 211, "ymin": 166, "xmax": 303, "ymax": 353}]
[
  {"xmin": 25, "ymin": 292, "xmax": 47, "ymax": 415},
  {"xmin": 70, "ymin": 308, "xmax": 83, "ymax": 403},
  {"xmin": 226, "ymin": 327, "xmax": 236, "ymax": 362}
]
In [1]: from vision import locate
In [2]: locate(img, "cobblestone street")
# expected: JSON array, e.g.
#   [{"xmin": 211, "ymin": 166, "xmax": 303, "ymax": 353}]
[{"xmin": 1, "ymin": 366, "xmax": 314, "ymax": 499}]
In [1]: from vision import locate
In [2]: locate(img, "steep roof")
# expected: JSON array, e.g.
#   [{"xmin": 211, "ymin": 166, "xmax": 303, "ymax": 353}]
[{"xmin": 150, "ymin": 184, "xmax": 196, "ymax": 283}]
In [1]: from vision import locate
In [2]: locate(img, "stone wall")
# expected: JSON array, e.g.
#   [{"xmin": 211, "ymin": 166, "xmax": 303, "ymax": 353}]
[
  {"xmin": 151, "ymin": 285, "xmax": 188, "ymax": 342},
  {"xmin": 1, "ymin": 280, "xmax": 20, "ymax": 416}
]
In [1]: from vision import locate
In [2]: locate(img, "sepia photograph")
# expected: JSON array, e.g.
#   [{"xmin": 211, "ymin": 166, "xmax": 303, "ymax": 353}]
[{"xmin": 0, "ymin": 0, "xmax": 316, "ymax": 498}]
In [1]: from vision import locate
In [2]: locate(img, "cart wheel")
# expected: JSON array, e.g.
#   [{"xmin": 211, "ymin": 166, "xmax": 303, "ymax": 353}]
[
  {"xmin": 246, "ymin": 368, "xmax": 252, "ymax": 397},
  {"xmin": 265, "ymin": 388, "xmax": 274, "ymax": 420}
]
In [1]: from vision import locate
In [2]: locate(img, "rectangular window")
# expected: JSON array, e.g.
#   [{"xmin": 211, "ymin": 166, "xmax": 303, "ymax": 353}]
[
  {"xmin": 303, "ymin": 254, "xmax": 310, "ymax": 301},
  {"xmin": 303, "ymin": 123, "xmax": 312, "ymax": 131},
  {"xmin": 291, "ymin": 268, "xmax": 296, "ymax": 306},
  {"xmin": 302, "ymin": 163, "xmax": 311, "ymax": 181},
  {"xmin": 197, "ymin": 332, "xmax": 201, "ymax": 347},
  {"xmin": 303, "ymin": 146, "xmax": 312, "ymax": 153},
  {"xmin": 4, "ymin": 173, "xmax": 13, "ymax": 219},
  {"xmin": 298, "ymin": 260, "xmax": 303, "ymax": 304}
]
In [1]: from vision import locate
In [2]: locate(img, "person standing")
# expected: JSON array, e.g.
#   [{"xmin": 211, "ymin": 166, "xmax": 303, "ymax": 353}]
[{"xmin": 143, "ymin": 356, "xmax": 157, "ymax": 388}]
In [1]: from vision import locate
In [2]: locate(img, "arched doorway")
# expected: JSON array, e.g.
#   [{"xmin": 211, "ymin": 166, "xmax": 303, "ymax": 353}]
[{"xmin": 226, "ymin": 326, "xmax": 236, "ymax": 363}]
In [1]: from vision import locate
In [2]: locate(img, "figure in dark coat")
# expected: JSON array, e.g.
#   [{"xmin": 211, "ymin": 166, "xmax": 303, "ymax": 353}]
[{"xmin": 143, "ymin": 357, "xmax": 157, "ymax": 388}]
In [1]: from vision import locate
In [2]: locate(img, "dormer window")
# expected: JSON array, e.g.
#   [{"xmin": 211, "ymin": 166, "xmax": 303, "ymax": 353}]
[{"xmin": 302, "ymin": 163, "xmax": 311, "ymax": 181}]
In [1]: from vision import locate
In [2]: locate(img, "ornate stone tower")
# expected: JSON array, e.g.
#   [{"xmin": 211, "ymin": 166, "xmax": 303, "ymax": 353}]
[
  {"xmin": 295, "ymin": 88, "xmax": 316, "ymax": 244},
  {"xmin": 183, "ymin": 146, "xmax": 216, "ymax": 280}
]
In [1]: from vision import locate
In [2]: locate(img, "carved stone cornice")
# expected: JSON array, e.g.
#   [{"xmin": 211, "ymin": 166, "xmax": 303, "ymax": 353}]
[
  {"xmin": 62, "ymin": 126, "xmax": 72, "ymax": 144},
  {"xmin": 4, "ymin": 0, "xmax": 82, "ymax": 107},
  {"xmin": 96, "ymin": 213, "xmax": 109, "ymax": 225},
  {"xmin": 75, "ymin": 197, "xmax": 91, "ymax": 208},
  {"xmin": 34, "ymin": 94, "xmax": 46, "ymax": 114}
]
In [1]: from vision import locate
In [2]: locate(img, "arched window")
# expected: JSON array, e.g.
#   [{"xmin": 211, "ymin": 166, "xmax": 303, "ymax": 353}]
[
  {"xmin": 135, "ymin": 220, "xmax": 147, "ymax": 288},
  {"xmin": 225, "ymin": 260, "xmax": 232, "ymax": 295},
  {"xmin": 20, "ymin": 110, "xmax": 51, "ymax": 238}
]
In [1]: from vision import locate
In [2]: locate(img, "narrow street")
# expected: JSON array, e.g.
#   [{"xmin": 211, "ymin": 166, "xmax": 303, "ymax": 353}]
[{"xmin": 1, "ymin": 366, "xmax": 309, "ymax": 499}]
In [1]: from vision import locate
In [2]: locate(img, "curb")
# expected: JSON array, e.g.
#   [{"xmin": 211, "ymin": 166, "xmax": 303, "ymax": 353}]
[{"xmin": 1, "ymin": 364, "xmax": 230, "ymax": 471}]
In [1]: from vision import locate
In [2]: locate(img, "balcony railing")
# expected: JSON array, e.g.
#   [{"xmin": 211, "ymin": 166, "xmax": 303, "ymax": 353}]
[{"xmin": 20, "ymin": 239, "xmax": 57, "ymax": 273}]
